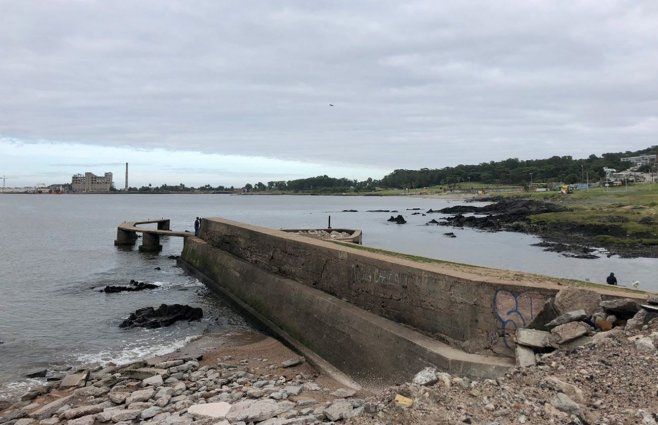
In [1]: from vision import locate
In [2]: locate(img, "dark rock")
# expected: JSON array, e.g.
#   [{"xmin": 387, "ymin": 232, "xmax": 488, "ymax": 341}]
[
  {"xmin": 25, "ymin": 368, "xmax": 48, "ymax": 378},
  {"xmin": 439, "ymin": 199, "xmax": 565, "ymax": 232},
  {"xmin": 426, "ymin": 219, "xmax": 440, "ymax": 225},
  {"xmin": 437, "ymin": 205, "xmax": 482, "ymax": 214},
  {"xmin": 444, "ymin": 232, "xmax": 457, "ymax": 238},
  {"xmin": 167, "ymin": 255, "xmax": 180, "ymax": 260},
  {"xmin": 154, "ymin": 267, "xmax": 161, "ymax": 270},
  {"xmin": 102, "ymin": 280, "xmax": 159, "ymax": 293},
  {"xmin": 387, "ymin": 215, "xmax": 407, "ymax": 224},
  {"xmin": 366, "ymin": 209, "xmax": 391, "ymax": 212},
  {"xmin": 120, "ymin": 304, "xmax": 203, "ymax": 329},
  {"xmin": 406, "ymin": 208, "xmax": 421, "ymax": 211},
  {"xmin": 600, "ymin": 298, "xmax": 640, "ymax": 318},
  {"xmin": 342, "ymin": 209, "xmax": 358, "ymax": 212}
]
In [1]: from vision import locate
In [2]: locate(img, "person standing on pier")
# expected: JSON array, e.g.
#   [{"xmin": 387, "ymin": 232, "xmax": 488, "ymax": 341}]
[
  {"xmin": 606, "ymin": 272, "xmax": 617, "ymax": 286},
  {"xmin": 194, "ymin": 217, "xmax": 200, "ymax": 236}
]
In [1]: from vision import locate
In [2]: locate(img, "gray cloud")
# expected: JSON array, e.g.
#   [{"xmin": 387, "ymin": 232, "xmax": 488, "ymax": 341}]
[{"xmin": 1, "ymin": 0, "xmax": 657, "ymax": 172}]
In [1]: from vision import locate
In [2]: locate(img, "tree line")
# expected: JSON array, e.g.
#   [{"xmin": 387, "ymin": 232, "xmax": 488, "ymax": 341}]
[
  {"xmin": 243, "ymin": 146, "xmax": 656, "ymax": 193},
  {"xmin": 123, "ymin": 146, "xmax": 656, "ymax": 193}
]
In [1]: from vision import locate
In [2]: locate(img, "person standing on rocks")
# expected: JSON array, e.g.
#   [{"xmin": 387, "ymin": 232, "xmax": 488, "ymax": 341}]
[
  {"xmin": 194, "ymin": 217, "xmax": 200, "ymax": 236},
  {"xmin": 606, "ymin": 272, "xmax": 617, "ymax": 285}
]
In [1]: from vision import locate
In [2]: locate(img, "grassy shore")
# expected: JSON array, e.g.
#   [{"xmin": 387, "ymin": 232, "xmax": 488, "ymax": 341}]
[{"xmin": 503, "ymin": 184, "xmax": 658, "ymax": 256}]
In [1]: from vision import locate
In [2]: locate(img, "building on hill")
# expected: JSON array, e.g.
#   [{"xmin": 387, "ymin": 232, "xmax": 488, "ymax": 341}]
[
  {"xmin": 71, "ymin": 172, "xmax": 113, "ymax": 192},
  {"xmin": 621, "ymin": 154, "xmax": 656, "ymax": 167}
]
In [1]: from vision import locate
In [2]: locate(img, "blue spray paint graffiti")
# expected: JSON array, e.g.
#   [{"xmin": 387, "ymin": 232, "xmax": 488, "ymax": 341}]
[{"xmin": 493, "ymin": 289, "xmax": 544, "ymax": 348}]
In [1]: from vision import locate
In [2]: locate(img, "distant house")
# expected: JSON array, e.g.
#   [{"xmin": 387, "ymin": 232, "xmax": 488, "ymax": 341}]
[{"xmin": 621, "ymin": 154, "xmax": 656, "ymax": 167}]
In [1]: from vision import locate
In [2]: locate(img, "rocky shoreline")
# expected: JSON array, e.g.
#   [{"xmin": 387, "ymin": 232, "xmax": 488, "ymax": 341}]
[
  {"xmin": 2, "ymin": 292, "xmax": 657, "ymax": 424},
  {"xmin": 351, "ymin": 291, "xmax": 658, "ymax": 425},
  {"xmin": 0, "ymin": 331, "xmax": 371, "ymax": 425},
  {"xmin": 429, "ymin": 198, "xmax": 657, "ymax": 259}
]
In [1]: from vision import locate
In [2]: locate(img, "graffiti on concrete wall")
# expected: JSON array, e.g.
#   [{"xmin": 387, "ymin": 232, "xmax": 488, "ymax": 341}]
[{"xmin": 493, "ymin": 289, "xmax": 546, "ymax": 349}]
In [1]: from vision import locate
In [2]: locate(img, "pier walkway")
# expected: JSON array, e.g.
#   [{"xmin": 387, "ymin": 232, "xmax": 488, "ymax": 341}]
[{"xmin": 114, "ymin": 219, "xmax": 193, "ymax": 252}]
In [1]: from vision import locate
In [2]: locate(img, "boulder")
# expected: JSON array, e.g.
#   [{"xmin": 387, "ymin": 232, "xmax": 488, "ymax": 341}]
[
  {"xmin": 551, "ymin": 321, "xmax": 591, "ymax": 344},
  {"xmin": 387, "ymin": 215, "xmax": 407, "ymax": 224},
  {"xmin": 29, "ymin": 396, "xmax": 72, "ymax": 420},
  {"xmin": 187, "ymin": 402, "xmax": 232, "ymax": 419},
  {"xmin": 625, "ymin": 310, "xmax": 648, "ymax": 331},
  {"xmin": 110, "ymin": 409, "xmax": 141, "ymax": 422},
  {"xmin": 63, "ymin": 404, "xmax": 104, "ymax": 420},
  {"xmin": 554, "ymin": 288, "xmax": 601, "ymax": 316},
  {"xmin": 634, "ymin": 337, "xmax": 656, "ymax": 353},
  {"xmin": 226, "ymin": 400, "xmax": 295, "ymax": 423},
  {"xmin": 331, "ymin": 388, "xmax": 357, "ymax": 398},
  {"xmin": 546, "ymin": 310, "xmax": 588, "ymax": 329},
  {"xmin": 551, "ymin": 393, "xmax": 581, "ymax": 416},
  {"xmin": 515, "ymin": 345, "xmax": 536, "ymax": 368},
  {"xmin": 140, "ymin": 406, "xmax": 162, "ymax": 419},
  {"xmin": 323, "ymin": 400, "xmax": 356, "ymax": 421},
  {"xmin": 59, "ymin": 371, "xmax": 89, "ymax": 389},
  {"xmin": 142, "ymin": 374, "xmax": 164, "ymax": 387},
  {"xmin": 412, "ymin": 367, "xmax": 438, "ymax": 386},
  {"xmin": 25, "ymin": 368, "xmax": 48, "ymax": 379},
  {"xmin": 544, "ymin": 377, "xmax": 585, "ymax": 403},
  {"xmin": 126, "ymin": 387, "xmax": 155, "ymax": 404},
  {"xmin": 515, "ymin": 329, "xmax": 552, "ymax": 348},
  {"xmin": 600, "ymin": 298, "xmax": 640, "ymax": 318},
  {"xmin": 67, "ymin": 414, "xmax": 96, "ymax": 425},
  {"xmin": 102, "ymin": 280, "xmax": 158, "ymax": 293},
  {"xmin": 594, "ymin": 319, "xmax": 614, "ymax": 331},
  {"xmin": 119, "ymin": 304, "xmax": 203, "ymax": 328},
  {"xmin": 647, "ymin": 295, "xmax": 658, "ymax": 306}
]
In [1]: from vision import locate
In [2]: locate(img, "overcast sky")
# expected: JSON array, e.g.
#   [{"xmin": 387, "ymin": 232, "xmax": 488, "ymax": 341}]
[{"xmin": 1, "ymin": 1, "xmax": 657, "ymax": 187}]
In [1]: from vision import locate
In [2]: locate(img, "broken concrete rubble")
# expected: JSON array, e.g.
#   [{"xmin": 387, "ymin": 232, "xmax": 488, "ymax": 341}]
[
  {"xmin": 600, "ymin": 298, "xmax": 640, "ymax": 317},
  {"xmin": 545, "ymin": 309, "xmax": 587, "ymax": 329},
  {"xmin": 515, "ymin": 328, "xmax": 553, "ymax": 348},
  {"xmin": 550, "ymin": 321, "xmax": 591, "ymax": 344},
  {"xmin": 554, "ymin": 287, "xmax": 602, "ymax": 316}
]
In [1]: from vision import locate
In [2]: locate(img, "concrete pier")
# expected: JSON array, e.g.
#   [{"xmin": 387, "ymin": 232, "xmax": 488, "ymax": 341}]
[
  {"xmin": 114, "ymin": 218, "xmax": 193, "ymax": 253},
  {"xmin": 178, "ymin": 217, "xmax": 650, "ymax": 386},
  {"xmin": 139, "ymin": 232, "xmax": 162, "ymax": 252},
  {"xmin": 113, "ymin": 228, "xmax": 137, "ymax": 246}
]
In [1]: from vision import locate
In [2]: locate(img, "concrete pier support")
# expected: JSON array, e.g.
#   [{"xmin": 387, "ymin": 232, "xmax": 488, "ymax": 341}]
[
  {"xmin": 114, "ymin": 229, "xmax": 137, "ymax": 246},
  {"xmin": 139, "ymin": 232, "xmax": 162, "ymax": 252},
  {"xmin": 157, "ymin": 219, "xmax": 171, "ymax": 231}
]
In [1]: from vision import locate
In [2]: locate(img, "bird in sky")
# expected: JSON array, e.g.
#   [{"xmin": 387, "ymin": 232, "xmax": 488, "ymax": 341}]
[{"xmin": 329, "ymin": 104, "xmax": 334, "ymax": 106}]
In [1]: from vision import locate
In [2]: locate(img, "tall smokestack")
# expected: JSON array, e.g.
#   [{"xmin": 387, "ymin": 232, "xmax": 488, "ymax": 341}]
[{"xmin": 125, "ymin": 162, "xmax": 128, "ymax": 190}]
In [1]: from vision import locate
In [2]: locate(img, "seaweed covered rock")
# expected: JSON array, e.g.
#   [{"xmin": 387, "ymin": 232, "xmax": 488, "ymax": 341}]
[
  {"xmin": 120, "ymin": 304, "xmax": 203, "ymax": 329},
  {"xmin": 102, "ymin": 280, "xmax": 159, "ymax": 294}
]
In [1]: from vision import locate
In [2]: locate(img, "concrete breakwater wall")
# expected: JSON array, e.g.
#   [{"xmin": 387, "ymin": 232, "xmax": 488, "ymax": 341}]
[{"xmin": 179, "ymin": 217, "xmax": 643, "ymax": 385}]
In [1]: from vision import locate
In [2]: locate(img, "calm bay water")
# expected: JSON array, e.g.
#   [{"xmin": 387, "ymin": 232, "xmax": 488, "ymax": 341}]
[{"xmin": 0, "ymin": 194, "xmax": 656, "ymax": 398}]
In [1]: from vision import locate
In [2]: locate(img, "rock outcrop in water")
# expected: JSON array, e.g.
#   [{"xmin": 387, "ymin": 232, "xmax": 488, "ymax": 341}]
[
  {"xmin": 387, "ymin": 215, "xmax": 407, "ymax": 224},
  {"xmin": 120, "ymin": 304, "xmax": 203, "ymax": 329},
  {"xmin": 102, "ymin": 280, "xmax": 159, "ymax": 294}
]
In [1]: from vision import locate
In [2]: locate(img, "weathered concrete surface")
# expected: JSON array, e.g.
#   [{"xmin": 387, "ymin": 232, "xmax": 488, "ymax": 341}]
[
  {"xmin": 192, "ymin": 218, "xmax": 646, "ymax": 357},
  {"xmin": 179, "ymin": 217, "xmax": 649, "ymax": 385},
  {"xmin": 181, "ymin": 237, "xmax": 512, "ymax": 384}
]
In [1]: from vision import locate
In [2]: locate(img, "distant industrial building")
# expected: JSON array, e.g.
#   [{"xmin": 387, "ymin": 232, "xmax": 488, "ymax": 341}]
[
  {"xmin": 71, "ymin": 172, "xmax": 113, "ymax": 192},
  {"xmin": 621, "ymin": 154, "xmax": 656, "ymax": 167}
]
